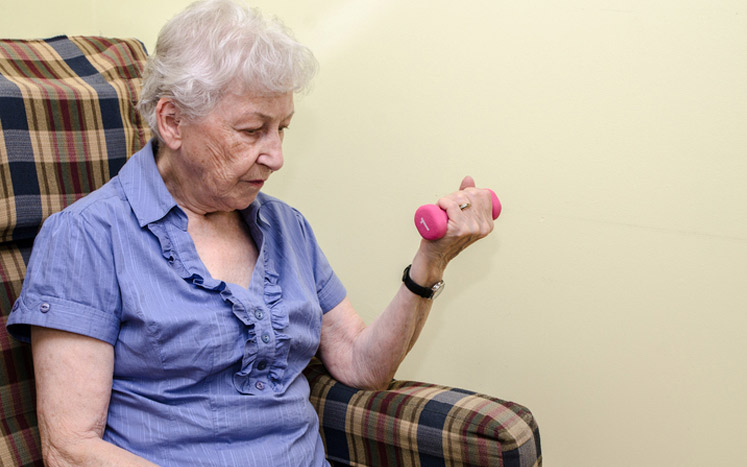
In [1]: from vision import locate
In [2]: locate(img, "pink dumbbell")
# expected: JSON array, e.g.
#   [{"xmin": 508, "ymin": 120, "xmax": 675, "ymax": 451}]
[{"xmin": 414, "ymin": 189, "xmax": 501, "ymax": 240}]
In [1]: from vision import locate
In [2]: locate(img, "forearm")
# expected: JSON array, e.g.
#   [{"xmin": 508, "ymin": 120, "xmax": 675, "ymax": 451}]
[
  {"xmin": 331, "ymin": 255, "xmax": 445, "ymax": 389},
  {"xmin": 349, "ymin": 284, "xmax": 435, "ymax": 388}
]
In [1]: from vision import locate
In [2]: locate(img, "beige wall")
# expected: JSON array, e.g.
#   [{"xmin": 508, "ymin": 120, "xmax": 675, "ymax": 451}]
[{"xmin": 4, "ymin": 0, "xmax": 746, "ymax": 465}]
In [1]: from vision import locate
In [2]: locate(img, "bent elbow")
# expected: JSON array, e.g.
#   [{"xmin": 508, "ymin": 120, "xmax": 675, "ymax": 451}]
[
  {"xmin": 41, "ymin": 440, "xmax": 76, "ymax": 467},
  {"xmin": 39, "ymin": 426, "xmax": 103, "ymax": 467},
  {"xmin": 343, "ymin": 371, "xmax": 395, "ymax": 391},
  {"xmin": 361, "ymin": 380, "xmax": 393, "ymax": 391}
]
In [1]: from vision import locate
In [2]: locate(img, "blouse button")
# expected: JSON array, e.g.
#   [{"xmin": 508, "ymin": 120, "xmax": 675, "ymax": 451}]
[
  {"xmin": 254, "ymin": 310, "xmax": 264, "ymax": 320},
  {"xmin": 261, "ymin": 334, "xmax": 270, "ymax": 344},
  {"xmin": 257, "ymin": 361, "xmax": 267, "ymax": 370},
  {"xmin": 255, "ymin": 381, "xmax": 265, "ymax": 391},
  {"xmin": 39, "ymin": 303, "xmax": 51, "ymax": 313}
]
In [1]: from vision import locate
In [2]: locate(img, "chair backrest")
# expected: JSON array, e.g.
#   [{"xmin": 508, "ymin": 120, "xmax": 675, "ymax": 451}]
[{"xmin": 0, "ymin": 35, "xmax": 150, "ymax": 466}]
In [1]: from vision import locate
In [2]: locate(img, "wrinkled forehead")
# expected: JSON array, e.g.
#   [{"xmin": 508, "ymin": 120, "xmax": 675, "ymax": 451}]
[{"xmin": 206, "ymin": 89, "xmax": 295, "ymax": 123}]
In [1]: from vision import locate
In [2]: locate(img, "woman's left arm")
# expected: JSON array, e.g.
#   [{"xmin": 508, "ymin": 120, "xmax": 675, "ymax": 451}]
[{"xmin": 318, "ymin": 176, "xmax": 495, "ymax": 389}]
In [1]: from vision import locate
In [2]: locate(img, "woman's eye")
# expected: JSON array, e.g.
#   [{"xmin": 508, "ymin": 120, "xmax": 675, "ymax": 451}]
[{"xmin": 240, "ymin": 128, "xmax": 264, "ymax": 140}]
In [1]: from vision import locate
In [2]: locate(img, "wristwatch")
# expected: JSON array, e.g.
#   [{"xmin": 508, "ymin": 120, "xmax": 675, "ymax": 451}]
[{"xmin": 402, "ymin": 264, "xmax": 445, "ymax": 300}]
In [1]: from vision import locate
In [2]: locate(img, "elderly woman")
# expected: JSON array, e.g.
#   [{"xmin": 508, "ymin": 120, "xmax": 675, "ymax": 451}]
[{"xmin": 7, "ymin": 0, "xmax": 495, "ymax": 465}]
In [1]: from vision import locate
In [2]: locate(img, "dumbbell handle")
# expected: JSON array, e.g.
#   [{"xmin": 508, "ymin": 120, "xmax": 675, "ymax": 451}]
[{"xmin": 414, "ymin": 189, "xmax": 501, "ymax": 240}]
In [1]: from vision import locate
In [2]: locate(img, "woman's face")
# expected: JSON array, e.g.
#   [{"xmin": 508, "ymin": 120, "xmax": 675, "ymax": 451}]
[{"xmin": 175, "ymin": 91, "xmax": 294, "ymax": 212}]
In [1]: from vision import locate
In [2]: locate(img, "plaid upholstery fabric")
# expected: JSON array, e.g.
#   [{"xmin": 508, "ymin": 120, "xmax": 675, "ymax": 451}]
[
  {"xmin": 305, "ymin": 359, "xmax": 542, "ymax": 467},
  {"xmin": 0, "ymin": 35, "xmax": 150, "ymax": 466},
  {"xmin": 0, "ymin": 241, "xmax": 37, "ymax": 467},
  {"xmin": 0, "ymin": 35, "xmax": 150, "ymax": 243}
]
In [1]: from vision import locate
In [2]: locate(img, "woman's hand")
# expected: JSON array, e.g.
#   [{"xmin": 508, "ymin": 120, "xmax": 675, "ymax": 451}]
[{"xmin": 409, "ymin": 176, "xmax": 496, "ymax": 287}]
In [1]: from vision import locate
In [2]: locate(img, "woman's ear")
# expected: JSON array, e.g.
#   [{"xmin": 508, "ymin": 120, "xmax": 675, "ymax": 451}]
[{"xmin": 155, "ymin": 98, "xmax": 183, "ymax": 150}]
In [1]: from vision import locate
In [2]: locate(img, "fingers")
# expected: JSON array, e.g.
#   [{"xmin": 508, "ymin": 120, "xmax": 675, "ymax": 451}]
[
  {"xmin": 459, "ymin": 175, "xmax": 476, "ymax": 191},
  {"xmin": 435, "ymin": 185, "xmax": 494, "ymax": 240},
  {"xmin": 438, "ymin": 177, "xmax": 491, "ymax": 221}
]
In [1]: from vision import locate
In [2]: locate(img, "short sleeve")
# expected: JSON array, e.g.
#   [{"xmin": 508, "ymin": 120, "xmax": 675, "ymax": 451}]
[
  {"xmin": 7, "ymin": 209, "xmax": 122, "ymax": 345},
  {"xmin": 293, "ymin": 209, "xmax": 347, "ymax": 314}
]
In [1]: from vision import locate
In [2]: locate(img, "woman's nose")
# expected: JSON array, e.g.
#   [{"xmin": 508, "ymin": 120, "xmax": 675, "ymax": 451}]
[{"xmin": 259, "ymin": 131, "xmax": 284, "ymax": 171}]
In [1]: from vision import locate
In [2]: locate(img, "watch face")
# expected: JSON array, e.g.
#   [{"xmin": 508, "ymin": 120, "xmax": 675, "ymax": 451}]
[{"xmin": 431, "ymin": 281, "xmax": 445, "ymax": 299}]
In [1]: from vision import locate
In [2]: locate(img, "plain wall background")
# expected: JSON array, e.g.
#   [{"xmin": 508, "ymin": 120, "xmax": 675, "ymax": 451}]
[{"xmin": 3, "ymin": 0, "xmax": 745, "ymax": 465}]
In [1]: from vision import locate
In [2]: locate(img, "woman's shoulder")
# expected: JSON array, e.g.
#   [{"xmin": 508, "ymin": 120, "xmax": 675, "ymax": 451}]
[
  {"xmin": 251, "ymin": 192, "xmax": 317, "ymax": 238},
  {"xmin": 43, "ymin": 176, "xmax": 129, "ymax": 231},
  {"xmin": 254, "ymin": 192, "xmax": 305, "ymax": 220}
]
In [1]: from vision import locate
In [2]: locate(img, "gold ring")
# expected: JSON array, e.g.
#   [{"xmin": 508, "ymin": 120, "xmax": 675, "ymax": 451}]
[{"xmin": 459, "ymin": 202, "xmax": 471, "ymax": 210}]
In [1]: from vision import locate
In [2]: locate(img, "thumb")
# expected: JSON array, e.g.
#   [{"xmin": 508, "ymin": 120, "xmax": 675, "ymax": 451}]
[{"xmin": 459, "ymin": 175, "xmax": 476, "ymax": 191}]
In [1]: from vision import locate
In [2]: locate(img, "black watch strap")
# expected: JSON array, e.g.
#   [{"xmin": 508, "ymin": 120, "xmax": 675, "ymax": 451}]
[{"xmin": 402, "ymin": 264, "xmax": 445, "ymax": 299}]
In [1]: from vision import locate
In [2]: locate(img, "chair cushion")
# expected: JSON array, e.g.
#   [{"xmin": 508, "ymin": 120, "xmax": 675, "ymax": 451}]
[
  {"xmin": 0, "ymin": 35, "xmax": 150, "ymax": 467},
  {"xmin": 0, "ymin": 35, "xmax": 151, "ymax": 243},
  {"xmin": 304, "ymin": 358, "xmax": 542, "ymax": 467}
]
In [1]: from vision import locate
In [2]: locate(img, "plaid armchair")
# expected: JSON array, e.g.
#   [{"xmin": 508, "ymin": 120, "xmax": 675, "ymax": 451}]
[{"xmin": 0, "ymin": 36, "xmax": 541, "ymax": 467}]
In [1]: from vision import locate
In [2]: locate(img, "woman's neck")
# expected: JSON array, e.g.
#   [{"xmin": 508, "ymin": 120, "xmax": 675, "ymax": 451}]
[{"xmin": 155, "ymin": 144, "xmax": 215, "ymax": 216}]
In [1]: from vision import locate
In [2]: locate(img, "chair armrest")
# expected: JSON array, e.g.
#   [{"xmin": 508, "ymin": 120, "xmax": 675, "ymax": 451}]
[{"xmin": 304, "ymin": 358, "xmax": 542, "ymax": 467}]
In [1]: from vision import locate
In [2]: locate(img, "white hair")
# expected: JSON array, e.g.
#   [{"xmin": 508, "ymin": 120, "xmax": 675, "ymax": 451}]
[{"xmin": 137, "ymin": 0, "xmax": 318, "ymax": 140}]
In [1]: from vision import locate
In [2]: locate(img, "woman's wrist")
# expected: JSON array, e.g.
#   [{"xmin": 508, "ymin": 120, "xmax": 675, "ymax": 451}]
[{"xmin": 408, "ymin": 250, "xmax": 447, "ymax": 288}]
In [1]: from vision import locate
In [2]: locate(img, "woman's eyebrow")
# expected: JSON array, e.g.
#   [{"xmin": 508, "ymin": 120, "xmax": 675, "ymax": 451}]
[{"xmin": 243, "ymin": 110, "xmax": 295, "ymax": 121}]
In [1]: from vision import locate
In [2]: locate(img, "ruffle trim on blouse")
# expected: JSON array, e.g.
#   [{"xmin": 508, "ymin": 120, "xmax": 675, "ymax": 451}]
[
  {"xmin": 227, "ymin": 256, "xmax": 291, "ymax": 394},
  {"xmin": 149, "ymin": 213, "xmax": 291, "ymax": 395},
  {"xmin": 263, "ymin": 257, "xmax": 291, "ymax": 390},
  {"xmin": 228, "ymin": 295, "xmax": 259, "ymax": 394}
]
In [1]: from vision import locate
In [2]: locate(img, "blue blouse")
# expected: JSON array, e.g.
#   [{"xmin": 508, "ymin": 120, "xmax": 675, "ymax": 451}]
[{"xmin": 8, "ymin": 141, "xmax": 346, "ymax": 466}]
